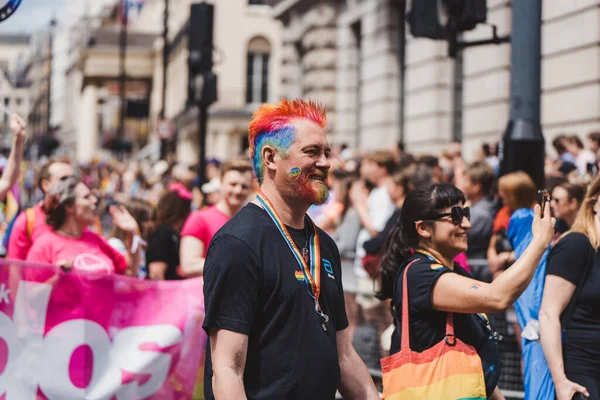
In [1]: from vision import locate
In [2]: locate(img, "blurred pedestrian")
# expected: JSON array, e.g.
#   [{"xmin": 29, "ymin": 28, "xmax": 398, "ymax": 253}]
[
  {"xmin": 179, "ymin": 158, "xmax": 254, "ymax": 278},
  {"xmin": 146, "ymin": 183, "xmax": 192, "ymax": 280}
]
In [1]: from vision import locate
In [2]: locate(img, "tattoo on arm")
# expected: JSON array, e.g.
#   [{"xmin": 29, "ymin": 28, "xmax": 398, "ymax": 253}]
[{"xmin": 470, "ymin": 283, "xmax": 482, "ymax": 290}]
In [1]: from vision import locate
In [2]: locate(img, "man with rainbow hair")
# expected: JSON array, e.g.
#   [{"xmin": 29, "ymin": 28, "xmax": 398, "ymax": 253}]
[{"xmin": 202, "ymin": 99, "xmax": 379, "ymax": 399}]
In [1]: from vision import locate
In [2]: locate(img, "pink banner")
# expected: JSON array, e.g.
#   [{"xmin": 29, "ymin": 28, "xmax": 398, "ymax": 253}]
[{"xmin": 0, "ymin": 259, "xmax": 206, "ymax": 399}]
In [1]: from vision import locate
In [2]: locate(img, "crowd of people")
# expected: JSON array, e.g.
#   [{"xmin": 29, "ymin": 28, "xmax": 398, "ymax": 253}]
[{"xmin": 0, "ymin": 99, "xmax": 599, "ymax": 399}]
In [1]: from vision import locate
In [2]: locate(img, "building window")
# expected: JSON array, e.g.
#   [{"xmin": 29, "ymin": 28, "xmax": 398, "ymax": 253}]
[
  {"xmin": 249, "ymin": 0, "xmax": 268, "ymax": 5},
  {"xmin": 15, "ymin": 98, "xmax": 22, "ymax": 106},
  {"xmin": 4, "ymin": 98, "xmax": 9, "ymax": 106},
  {"xmin": 246, "ymin": 36, "xmax": 271, "ymax": 105}
]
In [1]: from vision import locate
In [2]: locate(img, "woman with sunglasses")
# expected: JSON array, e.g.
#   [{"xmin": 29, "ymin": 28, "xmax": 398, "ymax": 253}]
[{"xmin": 377, "ymin": 183, "xmax": 555, "ymax": 399}]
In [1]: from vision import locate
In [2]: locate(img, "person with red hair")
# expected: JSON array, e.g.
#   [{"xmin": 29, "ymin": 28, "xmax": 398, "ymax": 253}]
[{"xmin": 202, "ymin": 99, "xmax": 379, "ymax": 399}]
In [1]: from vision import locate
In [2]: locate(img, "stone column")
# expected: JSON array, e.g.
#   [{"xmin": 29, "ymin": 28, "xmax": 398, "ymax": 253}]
[
  {"xmin": 76, "ymin": 84, "xmax": 99, "ymax": 163},
  {"xmin": 280, "ymin": 41, "xmax": 303, "ymax": 100},
  {"xmin": 335, "ymin": 23, "xmax": 360, "ymax": 147},
  {"xmin": 276, "ymin": 2, "xmax": 339, "ymax": 131},
  {"xmin": 300, "ymin": 4, "xmax": 338, "ymax": 131}
]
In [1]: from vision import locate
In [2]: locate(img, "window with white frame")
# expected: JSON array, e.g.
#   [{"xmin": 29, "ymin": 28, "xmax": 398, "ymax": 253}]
[{"xmin": 246, "ymin": 36, "xmax": 271, "ymax": 105}]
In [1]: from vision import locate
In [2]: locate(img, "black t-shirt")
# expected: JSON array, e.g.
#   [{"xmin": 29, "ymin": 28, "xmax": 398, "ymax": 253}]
[
  {"xmin": 546, "ymin": 232, "xmax": 600, "ymax": 337},
  {"xmin": 146, "ymin": 225, "xmax": 182, "ymax": 280},
  {"xmin": 389, "ymin": 253, "xmax": 490, "ymax": 354},
  {"xmin": 202, "ymin": 203, "xmax": 349, "ymax": 400},
  {"xmin": 546, "ymin": 232, "xmax": 600, "ymax": 377},
  {"xmin": 554, "ymin": 218, "xmax": 570, "ymax": 235}
]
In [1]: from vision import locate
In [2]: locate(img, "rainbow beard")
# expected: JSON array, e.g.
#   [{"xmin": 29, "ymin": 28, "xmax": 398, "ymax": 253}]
[{"xmin": 296, "ymin": 172, "xmax": 329, "ymax": 205}]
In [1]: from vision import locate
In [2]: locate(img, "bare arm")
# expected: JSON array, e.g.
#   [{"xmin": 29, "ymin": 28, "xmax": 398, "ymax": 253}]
[
  {"xmin": 490, "ymin": 386, "xmax": 505, "ymax": 400},
  {"xmin": 539, "ymin": 275, "xmax": 589, "ymax": 400},
  {"xmin": 179, "ymin": 236, "xmax": 205, "ymax": 277},
  {"xmin": 0, "ymin": 114, "xmax": 26, "ymax": 201},
  {"xmin": 432, "ymin": 204, "xmax": 554, "ymax": 314},
  {"xmin": 336, "ymin": 328, "xmax": 380, "ymax": 400},
  {"xmin": 124, "ymin": 233, "xmax": 142, "ymax": 277},
  {"xmin": 353, "ymin": 203, "xmax": 379, "ymax": 237},
  {"xmin": 148, "ymin": 261, "xmax": 167, "ymax": 280},
  {"xmin": 109, "ymin": 205, "xmax": 142, "ymax": 276},
  {"xmin": 349, "ymin": 182, "xmax": 379, "ymax": 237},
  {"xmin": 210, "ymin": 329, "xmax": 248, "ymax": 400}
]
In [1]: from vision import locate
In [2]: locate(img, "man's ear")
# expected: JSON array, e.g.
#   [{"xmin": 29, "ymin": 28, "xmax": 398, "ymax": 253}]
[
  {"xmin": 415, "ymin": 220, "xmax": 432, "ymax": 239},
  {"xmin": 41, "ymin": 180, "xmax": 51, "ymax": 195},
  {"xmin": 569, "ymin": 198, "xmax": 579, "ymax": 211},
  {"xmin": 261, "ymin": 145, "xmax": 280, "ymax": 173}
]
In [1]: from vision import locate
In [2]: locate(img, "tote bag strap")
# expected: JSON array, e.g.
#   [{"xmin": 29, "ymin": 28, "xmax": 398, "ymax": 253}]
[{"xmin": 401, "ymin": 260, "xmax": 456, "ymax": 351}]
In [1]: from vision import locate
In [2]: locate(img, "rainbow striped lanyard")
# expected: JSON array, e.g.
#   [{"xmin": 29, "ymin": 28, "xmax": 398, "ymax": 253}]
[
  {"xmin": 256, "ymin": 192, "xmax": 330, "ymax": 330},
  {"xmin": 414, "ymin": 249, "xmax": 443, "ymax": 264}
]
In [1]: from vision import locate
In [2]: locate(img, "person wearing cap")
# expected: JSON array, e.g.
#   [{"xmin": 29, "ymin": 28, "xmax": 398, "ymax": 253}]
[{"xmin": 179, "ymin": 158, "xmax": 254, "ymax": 278}]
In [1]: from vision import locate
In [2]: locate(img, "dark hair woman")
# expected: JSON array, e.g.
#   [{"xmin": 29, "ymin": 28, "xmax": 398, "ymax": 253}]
[
  {"xmin": 146, "ymin": 183, "xmax": 192, "ymax": 280},
  {"xmin": 377, "ymin": 183, "xmax": 554, "ymax": 399}
]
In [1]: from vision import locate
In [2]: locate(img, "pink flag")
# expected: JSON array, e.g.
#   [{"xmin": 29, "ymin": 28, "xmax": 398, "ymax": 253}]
[{"xmin": 0, "ymin": 259, "xmax": 206, "ymax": 399}]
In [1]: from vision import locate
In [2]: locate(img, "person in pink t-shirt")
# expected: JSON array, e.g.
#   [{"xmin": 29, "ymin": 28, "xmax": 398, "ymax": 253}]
[
  {"xmin": 26, "ymin": 177, "xmax": 142, "ymax": 276},
  {"xmin": 7, "ymin": 159, "xmax": 74, "ymax": 260},
  {"xmin": 180, "ymin": 158, "xmax": 254, "ymax": 277}
]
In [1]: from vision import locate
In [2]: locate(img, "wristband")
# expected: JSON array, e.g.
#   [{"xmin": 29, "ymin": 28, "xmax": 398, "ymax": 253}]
[{"xmin": 130, "ymin": 234, "xmax": 147, "ymax": 253}]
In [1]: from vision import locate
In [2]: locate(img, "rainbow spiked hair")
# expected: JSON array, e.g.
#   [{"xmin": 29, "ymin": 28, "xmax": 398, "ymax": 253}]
[{"xmin": 248, "ymin": 99, "xmax": 327, "ymax": 184}]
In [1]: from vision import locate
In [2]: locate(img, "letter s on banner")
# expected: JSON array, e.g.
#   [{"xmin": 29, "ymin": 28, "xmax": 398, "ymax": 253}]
[{"xmin": 112, "ymin": 326, "xmax": 183, "ymax": 398}]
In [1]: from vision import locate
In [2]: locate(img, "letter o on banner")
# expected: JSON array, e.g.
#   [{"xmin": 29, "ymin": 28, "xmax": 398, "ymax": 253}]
[
  {"xmin": 0, "ymin": 313, "xmax": 20, "ymax": 395},
  {"xmin": 38, "ymin": 320, "xmax": 119, "ymax": 399}
]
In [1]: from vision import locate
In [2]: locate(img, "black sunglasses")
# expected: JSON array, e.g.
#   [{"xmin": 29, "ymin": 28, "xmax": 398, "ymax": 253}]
[{"xmin": 432, "ymin": 206, "xmax": 470, "ymax": 226}]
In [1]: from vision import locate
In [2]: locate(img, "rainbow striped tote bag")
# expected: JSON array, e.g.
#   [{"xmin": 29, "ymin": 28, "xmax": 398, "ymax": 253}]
[{"xmin": 380, "ymin": 260, "xmax": 487, "ymax": 400}]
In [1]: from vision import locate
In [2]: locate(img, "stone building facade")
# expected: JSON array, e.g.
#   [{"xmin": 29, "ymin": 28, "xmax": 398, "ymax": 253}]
[
  {"xmin": 133, "ymin": 0, "xmax": 283, "ymax": 164},
  {"xmin": 272, "ymin": 0, "xmax": 600, "ymax": 160},
  {"xmin": 65, "ymin": 0, "xmax": 282, "ymax": 164}
]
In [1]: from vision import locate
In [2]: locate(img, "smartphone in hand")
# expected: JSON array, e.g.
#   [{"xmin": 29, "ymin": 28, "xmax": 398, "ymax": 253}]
[{"xmin": 538, "ymin": 189, "xmax": 551, "ymax": 216}]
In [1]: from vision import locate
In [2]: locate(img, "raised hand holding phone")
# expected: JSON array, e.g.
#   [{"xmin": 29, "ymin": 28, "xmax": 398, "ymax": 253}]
[
  {"xmin": 538, "ymin": 189, "xmax": 551, "ymax": 216},
  {"xmin": 531, "ymin": 200, "xmax": 555, "ymax": 248}
]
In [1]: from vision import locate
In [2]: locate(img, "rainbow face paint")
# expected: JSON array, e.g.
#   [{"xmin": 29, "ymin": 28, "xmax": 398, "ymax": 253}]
[{"xmin": 289, "ymin": 167, "xmax": 301, "ymax": 179}]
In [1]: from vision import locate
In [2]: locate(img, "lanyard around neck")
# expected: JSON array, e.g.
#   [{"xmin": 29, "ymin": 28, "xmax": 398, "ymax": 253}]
[
  {"xmin": 415, "ymin": 249, "xmax": 443, "ymax": 265},
  {"xmin": 255, "ymin": 192, "xmax": 324, "ymax": 312}
]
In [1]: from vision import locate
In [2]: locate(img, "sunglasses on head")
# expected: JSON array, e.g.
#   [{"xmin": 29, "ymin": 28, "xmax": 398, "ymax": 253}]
[{"xmin": 431, "ymin": 206, "xmax": 470, "ymax": 226}]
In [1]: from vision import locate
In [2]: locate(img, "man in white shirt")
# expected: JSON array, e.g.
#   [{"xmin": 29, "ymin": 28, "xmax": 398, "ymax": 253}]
[{"xmin": 350, "ymin": 150, "xmax": 397, "ymax": 309}]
